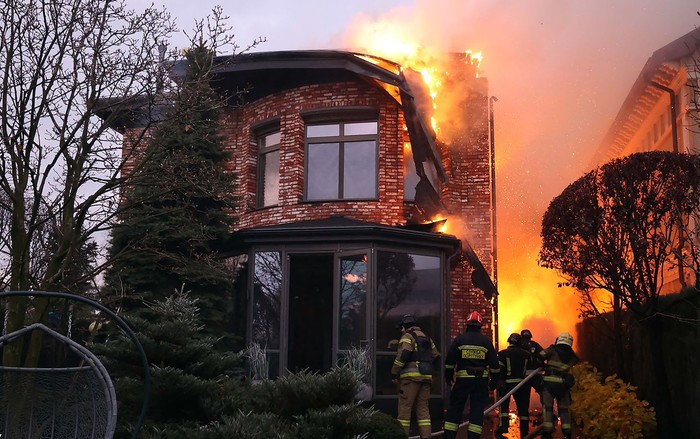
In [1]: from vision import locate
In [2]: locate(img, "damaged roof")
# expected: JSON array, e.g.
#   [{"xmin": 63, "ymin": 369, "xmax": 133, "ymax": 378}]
[
  {"xmin": 207, "ymin": 50, "xmax": 449, "ymax": 183},
  {"xmin": 99, "ymin": 50, "xmax": 449, "ymax": 185}
]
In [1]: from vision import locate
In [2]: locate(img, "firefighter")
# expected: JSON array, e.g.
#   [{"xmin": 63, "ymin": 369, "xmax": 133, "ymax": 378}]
[
  {"xmin": 519, "ymin": 328, "xmax": 544, "ymax": 425},
  {"xmin": 493, "ymin": 333, "xmax": 531, "ymax": 438},
  {"xmin": 391, "ymin": 314, "xmax": 440, "ymax": 438},
  {"xmin": 443, "ymin": 311, "xmax": 499, "ymax": 439},
  {"xmin": 520, "ymin": 329, "xmax": 544, "ymax": 383},
  {"xmin": 539, "ymin": 332, "xmax": 579, "ymax": 439}
]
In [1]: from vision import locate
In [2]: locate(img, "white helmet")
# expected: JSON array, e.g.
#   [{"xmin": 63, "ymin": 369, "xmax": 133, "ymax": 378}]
[{"xmin": 556, "ymin": 332, "xmax": 574, "ymax": 347}]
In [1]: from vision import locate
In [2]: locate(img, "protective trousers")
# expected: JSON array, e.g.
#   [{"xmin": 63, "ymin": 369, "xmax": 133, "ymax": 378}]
[
  {"xmin": 542, "ymin": 386, "xmax": 572, "ymax": 439},
  {"xmin": 398, "ymin": 379, "xmax": 432, "ymax": 438},
  {"xmin": 497, "ymin": 383, "xmax": 530, "ymax": 436},
  {"xmin": 444, "ymin": 377, "xmax": 488, "ymax": 439}
]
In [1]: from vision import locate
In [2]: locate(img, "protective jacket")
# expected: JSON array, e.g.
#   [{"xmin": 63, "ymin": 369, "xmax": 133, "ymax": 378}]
[
  {"xmin": 496, "ymin": 345, "xmax": 529, "ymax": 384},
  {"xmin": 522, "ymin": 339, "xmax": 544, "ymax": 372},
  {"xmin": 391, "ymin": 325, "xmax": 439, "ymax": 382},
  {"xmin": 445, "ymin": 326, "xmax": 499, "ymax": 380},
  {"xmin": 540, "ymin": 344, "xmax": 579, "ymax": 389}
]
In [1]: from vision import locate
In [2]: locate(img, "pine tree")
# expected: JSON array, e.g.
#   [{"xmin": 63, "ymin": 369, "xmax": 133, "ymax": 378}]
[
  {"xmin": 92, "ymin": 290, "xmax": 245, "ymax": 438},
  {"xmin": 105, "ymin": 42, "xmax": 238, "ymax": 344}
]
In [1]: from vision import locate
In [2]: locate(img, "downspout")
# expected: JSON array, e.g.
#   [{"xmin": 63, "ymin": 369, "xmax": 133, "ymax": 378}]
[
  {"xmin": 649, "ymin": 81, "xmax": 679, "ymax": 153},
  {"xmin": 650, "ymin": 81, "xmax": 686, "ymax": 289},
  {"xmin": 489, "ymin": 96, "xmax": 499, "ymax": 350},
  {"xmin": 444, "ymin": 242, "xmax": 461, "ymax": 419}
]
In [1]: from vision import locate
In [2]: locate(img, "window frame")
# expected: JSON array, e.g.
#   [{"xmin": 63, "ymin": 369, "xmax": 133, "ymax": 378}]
[
  {"xmin": 255, "ymin": 122, "xmax": 281, "ymax": 208},
  {"xmin": 303, "ymin": 109, "xmax": 380, "ymax": 202}
]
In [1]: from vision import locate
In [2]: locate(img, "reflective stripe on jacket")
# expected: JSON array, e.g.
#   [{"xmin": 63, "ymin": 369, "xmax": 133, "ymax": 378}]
[
  {"xmin": 391, "ymin": 326, "xmax": 438, "ymax": 382},
  {"xmin": 445, "ymin": 326, "xmax": 499, "ymax": 378}
]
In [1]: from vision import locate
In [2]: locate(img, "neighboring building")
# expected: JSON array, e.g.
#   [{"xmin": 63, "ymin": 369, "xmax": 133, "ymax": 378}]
[
  {"xmin": 592, "ymin": 27, "xmax": 700, "ymax": 163},
  {"xmin": 105, "ymin": 50, "xmax": 497, "ymax": 429},
  {"xmin": 591, "ymin": 28, "xmax": 700, "ymax": 292}
]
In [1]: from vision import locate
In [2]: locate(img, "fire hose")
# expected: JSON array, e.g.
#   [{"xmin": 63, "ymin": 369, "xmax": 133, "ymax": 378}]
[{"xmin": 407, "ymin": 368, "xmax": 544, "ymax": 439}]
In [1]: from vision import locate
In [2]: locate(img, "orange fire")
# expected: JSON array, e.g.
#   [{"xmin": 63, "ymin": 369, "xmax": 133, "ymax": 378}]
[
  {"xmin": 348, "ymin": 21, "xmax": 480, "ymax": 140},
  {"xmin": 434, "ymin": 216, "xmax": 581, "ymax": 347},
  {"xmin": 349, "ymin": 19, "xmax": 581, "ymax": 348}
]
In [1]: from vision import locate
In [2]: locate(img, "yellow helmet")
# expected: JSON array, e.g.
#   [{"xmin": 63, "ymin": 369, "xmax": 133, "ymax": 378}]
[{"xmin": 555, "ymin": 332, "xmax": 574, "ymax": 347}]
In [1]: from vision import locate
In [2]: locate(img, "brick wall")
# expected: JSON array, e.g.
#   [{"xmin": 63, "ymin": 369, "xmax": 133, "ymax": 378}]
[
  {"xmin": 220, "ymin": 80, "xmax": 411, "ymax": 229},
  {"xmin": 440, "ymin": 76, "xmax": 494, "ymax": 340}
]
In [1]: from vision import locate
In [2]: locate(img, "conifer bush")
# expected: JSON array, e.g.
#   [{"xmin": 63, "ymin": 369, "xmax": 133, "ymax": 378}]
[
  {"xmin": 571, "ymin": 363, "xmax": 656, "ymax": 438},
  {"xmin": 240, "ymin": 366, "xmax": 360, "ymax": 418}
]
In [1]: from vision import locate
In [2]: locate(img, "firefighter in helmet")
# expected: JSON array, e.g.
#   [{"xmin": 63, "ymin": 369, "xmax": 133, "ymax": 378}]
[
  {"xmin": 519, "ymin": 327, "xmax": 545, "ymax": 428},
  {"xmin": 520, "ymin": 328, "xmax": 545, "ymax": 387},
  {"xmin": 443, "ymin": 311, "xmax": 499, "ymax": 439},
  {"xmin": 492, "ymin": 333, "xmax": 531, "ymax": 437},
  {"xmin": 391, "ymin": 314, "xmax": 440, "ymax": 438},
  {"xmin": 539, "ymin": 332, "xmax": 579, "ymax": 439}
]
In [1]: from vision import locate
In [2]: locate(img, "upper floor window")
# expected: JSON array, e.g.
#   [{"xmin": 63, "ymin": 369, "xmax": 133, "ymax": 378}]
[
  {"xmin": 257, "ymin": 130, "xmax": 280, "ymax": 207},
  {"xmin": 305, "ymin": 120, "xmax": 378, "ymax": 201}
]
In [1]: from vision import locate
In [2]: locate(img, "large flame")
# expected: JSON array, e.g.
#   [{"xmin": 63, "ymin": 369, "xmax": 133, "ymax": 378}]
[
  {"xmin": 348, "ymin": 20, "xmax": 480, "ymax": 140},
  {"xmin": 347, "ymin": 16, "xmax": 581, "ymax": 347}
]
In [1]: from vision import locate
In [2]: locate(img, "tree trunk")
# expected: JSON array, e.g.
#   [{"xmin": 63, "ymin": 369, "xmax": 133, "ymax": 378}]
[{"xmin": 613, "ymin": 294, "xmax": 625, "ymax": 380}]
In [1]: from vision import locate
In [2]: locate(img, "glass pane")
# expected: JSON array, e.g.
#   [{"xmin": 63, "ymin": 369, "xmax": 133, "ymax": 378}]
[
  {"xmin": 307, "ymin": 124, "xmax": 340, "ymax": 138},
  {"xmin": 375, "ymin": 252, "xmax": 441, "ymax": 394},
  {"xmin": 267, "ymin": 352, "xmax": 280, "ymax": 380},
  {"xmin": 252, "ymin": 252, "xmax": 282, "ymax": 350},
  {"xmin": 375, "ymin": 354, "xmax": 398, "ymax": 395},
  {"xmin": 425, "ymin": 160, "xmax": 440, "ymax": 192},
  {"xmin": 344, "ymin": 121, "xmax": 378, "ymax": 136},
  {"xmin": 307, "ymin": 143, "xmax": 339, "ymax": 200},
  {"xmin": 404, "ymin": 143, "xmax": 419, "ymax": 201},
  {"xmin": 339, "ymin": 254, "xmax": 368, "ymax": 349},
  {"xmin": 263, "ymin": 131, "xmax": 281, "ymax": 147},
  {"xmin": 343, "ymin": 141, "xmax": 376, "ymax": 199},
  {"xmin": 261, "ymin": 149, "xmax": 280, "ymax": 206}
]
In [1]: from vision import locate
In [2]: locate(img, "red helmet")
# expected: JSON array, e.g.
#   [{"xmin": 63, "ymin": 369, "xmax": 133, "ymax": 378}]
[{"xmin": 466, "ymin": 311, "xmax": 483, "ymax": 327}]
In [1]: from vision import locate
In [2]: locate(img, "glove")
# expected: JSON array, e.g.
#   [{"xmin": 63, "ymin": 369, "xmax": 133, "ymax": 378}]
[{"xmin": 445, "ymin": 369, "xmax": 454, "ymax": 386}]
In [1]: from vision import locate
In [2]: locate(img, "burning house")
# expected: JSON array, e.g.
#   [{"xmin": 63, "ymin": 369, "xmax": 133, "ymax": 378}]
[{"xmin": 106, "ymin": 49, "xmax": 497, "ymax": 428}]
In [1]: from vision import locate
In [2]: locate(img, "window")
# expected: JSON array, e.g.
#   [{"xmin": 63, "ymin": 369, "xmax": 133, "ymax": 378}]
[
  {"xmin": 252, "ymin": 251, "xmax": 282, "ymax": 378},
  {"xmin": 374, "ymin": 251, "xmax": 441, "ymax": 396},
  {"xmin": 305, "ymin": 121, "xmax": 378, "ymax": 200},
  {"xmin": 404, "ymin": 143, "xmax": 419, "ymax": 201},
  {"xmin": 257, "ymin": 130, "xmax": 280, "ymax": 207}
]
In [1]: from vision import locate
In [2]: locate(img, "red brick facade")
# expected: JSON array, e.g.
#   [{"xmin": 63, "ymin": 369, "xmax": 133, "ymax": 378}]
[
  {"xmin": 221, "ymin": 81, "xmax": 411, "ymax": 228},
  {"xmin": 119, "ymin": 52, "xmax": 495, "ymax": 343},
  {"xmin": 441, "ymin": 78, "xmax": 494, "ymax": 339}
]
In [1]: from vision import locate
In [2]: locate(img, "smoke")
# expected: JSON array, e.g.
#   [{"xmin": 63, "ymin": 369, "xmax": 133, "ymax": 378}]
[{"xmin": 341, "ymin": 0, "xmax": 700, "ymax": 343}]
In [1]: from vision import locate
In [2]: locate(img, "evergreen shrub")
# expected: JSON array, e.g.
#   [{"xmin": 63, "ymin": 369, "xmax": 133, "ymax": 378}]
[
  {"xmin": 355, "ymin": 412, "xmax": 406, "ymax": 439},
  {"xmin": 571, "ymin": 363, "xmax": 656, "ymax": 438},
  {"xmin": 241, "ymin": 366, "xmax": 360, "ymax": 418}
]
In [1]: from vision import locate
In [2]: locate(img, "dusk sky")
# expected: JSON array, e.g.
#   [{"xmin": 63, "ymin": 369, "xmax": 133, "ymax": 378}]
[{"xmin": 136, "ymin": 0, "xmax": 700, "ymax": 343}]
